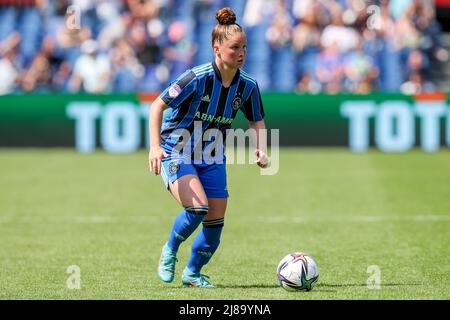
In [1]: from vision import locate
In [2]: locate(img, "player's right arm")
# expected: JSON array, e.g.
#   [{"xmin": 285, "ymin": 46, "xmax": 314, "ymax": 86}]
[
  {"xmin": 148, "ymin": 69, "xmax": 198, "ymax": 175},
  {"xmin": 148, "ymin": 97, "xmax": 169, "ymax": 175}
]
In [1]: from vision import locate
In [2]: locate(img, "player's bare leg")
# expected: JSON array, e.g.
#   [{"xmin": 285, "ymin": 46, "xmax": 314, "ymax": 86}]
[{"xmin": 157, "ymin": 174, "xmax": 208, "ymax": 283}]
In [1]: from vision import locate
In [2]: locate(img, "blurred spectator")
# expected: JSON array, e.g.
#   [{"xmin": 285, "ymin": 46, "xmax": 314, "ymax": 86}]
[
  {"xmin": 52, "ymin": 60, "xmax": 72, "ymax": 91},
  {"xmin": 0, "ymin": 32, "xmax": 21, "ymax": 94},
  {"xmin": 164, "ymin": 20, "xmax": 197, "ymax": 79},
  {"xmin": 243, "ymin": 0, "xmax": 269, "ymax": 27},
  {"xmin": 320, "ymin": 4, "xmax": 360, "ymax": 53},
  {"xmin": 400, "ymin": 71, "xmax": 435, "ymax": 94},
  {"xmin": 292, "ymin": 4, "xmax": 321, "ymax": 52},
  {"xmin": 407, "ymin": 49, "xmax": 427, "ymax": 76},
  {"xmin": 0, "ymin": 0, "xmax": 447, "ymax": 94},
  {"xmin": 128, "ymin": 21, "xmax": 160, "ymax": 66},
  {"xmin": 20, "ymin": 36, "xmax": 55, "ymax": 92},
  {"xmin": 56, "ymin": 12, "xmax": 92, "ymax": 49},
  {"xmin": 315, "ymin": 42, "xmax": 345, "ymax": 93},
  {"xmin": 266, "ymin": 0, "xmax": 293, "ymax": 48},
  {"xmin": 126, "ymin": 19, "xmax": 166, "ymax": 91},
  {"xmin": 0, "ymin": 51, "xmax": 19, "ymax": 94},
  {"xmin": 296, "ymin": 73, "xmax": 321, "ymax": 94},
  {"xmin": 109, "ymin": 37, "xmax": 144, "ymax": 92},
  {"xmin": 405, "ymin": 0, "xmax": 449, "ymax": 62},
  {"xmin": 126, "ymin": 0, "xmax": 160, "ymax": 21},
  {"xmin": 96, "ymin": 1, "xmax": 129, "ymax": 51},
  {"xmin": 69, "ymin": 39, "xmax": 111, "ymax": 93},
  {"xmin": 395, "ymin": 14, "xmax": 421, "ymax": 50},
  {"xmin": 343, "ymin": 44, "xmax": 379, "ymax": 93}
]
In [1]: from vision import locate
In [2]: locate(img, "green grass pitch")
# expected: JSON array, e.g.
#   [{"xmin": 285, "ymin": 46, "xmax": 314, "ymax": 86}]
[{"xmin": 0, "ymin": 148, "xmax": 449, "ymax": 299}]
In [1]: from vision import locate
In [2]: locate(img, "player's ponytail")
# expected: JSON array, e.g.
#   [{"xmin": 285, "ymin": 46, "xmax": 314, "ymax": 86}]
[{"xmin": 212, "ymin": 7, "xmax": 243, "ymax": 46}]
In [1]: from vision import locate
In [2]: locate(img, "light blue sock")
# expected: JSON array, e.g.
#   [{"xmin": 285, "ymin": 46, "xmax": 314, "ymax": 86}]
[
  {"xmin": 187, "ymin": 218, "xmax": 224, "ymax": 274},
  {"xmin": 166, "ymin": 205, "xmax": 208, "ymax": 252}
]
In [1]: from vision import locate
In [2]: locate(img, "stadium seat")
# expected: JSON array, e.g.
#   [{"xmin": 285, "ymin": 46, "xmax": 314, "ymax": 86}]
[
  {"xmin": 271, "ymin": 45, "xmax": 296, "ymax": 91},
  {"xmin": 18, "ymin": 7, "xmax": 42, "ymax": 66},
  {"xmin": 0, "ymin": 7, "xmax": 17, "ymax": 41}
]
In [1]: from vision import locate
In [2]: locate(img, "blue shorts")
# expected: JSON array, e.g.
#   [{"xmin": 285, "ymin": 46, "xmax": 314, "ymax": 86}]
[{"xmin": 160, "ymin": 157, "xmax": 228, "ymax": 198}]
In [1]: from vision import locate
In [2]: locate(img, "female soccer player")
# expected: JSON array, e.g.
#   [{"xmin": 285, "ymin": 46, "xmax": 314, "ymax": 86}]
[{"xmin": 148, "ymin": 7, "xmax": 268, "ymax": 287}]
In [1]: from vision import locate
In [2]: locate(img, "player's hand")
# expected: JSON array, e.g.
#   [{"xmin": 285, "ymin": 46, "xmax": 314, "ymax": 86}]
[
  {"xmin": 149, "ymin": 146, "xmax": 169, "ymax": 175},
  {"xmin": 255, "ymin": 149, "xmax": 269, "ymax": 169}
]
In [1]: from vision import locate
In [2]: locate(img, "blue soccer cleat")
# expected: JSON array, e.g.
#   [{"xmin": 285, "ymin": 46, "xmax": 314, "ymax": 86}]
[
  {"xmin": 181, "ymin": 267, "xmax": 215, "ymax": 288},
  {"xmin": 157, "ymin": 243, "xmax": 178, "ymax": 283}
]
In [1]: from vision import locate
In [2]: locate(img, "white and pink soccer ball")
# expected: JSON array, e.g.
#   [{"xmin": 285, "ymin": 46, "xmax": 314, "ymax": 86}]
[{"xmin": 277, "ymin": 252, "xmax": 319, "ymax": 291}]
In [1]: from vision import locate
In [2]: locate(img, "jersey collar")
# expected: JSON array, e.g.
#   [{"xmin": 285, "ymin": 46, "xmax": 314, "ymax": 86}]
[{"xmin": 212, "ymin": 60, "xmax": 240, "ymax": 87}]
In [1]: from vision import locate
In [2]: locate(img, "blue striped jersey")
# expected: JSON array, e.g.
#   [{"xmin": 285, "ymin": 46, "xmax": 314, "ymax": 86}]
[{"xmin": 158, "ymin": 60, "xmax": 265, "ymax": 157}]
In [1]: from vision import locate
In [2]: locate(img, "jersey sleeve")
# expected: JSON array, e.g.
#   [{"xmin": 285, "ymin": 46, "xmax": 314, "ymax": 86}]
[
  {"xmin": 241, "ymin": 83, "xmax": 265, "ymax": 121},
  {"xmin": 159, "ymin": 69, "xmax": 197, "ymax": 109}
]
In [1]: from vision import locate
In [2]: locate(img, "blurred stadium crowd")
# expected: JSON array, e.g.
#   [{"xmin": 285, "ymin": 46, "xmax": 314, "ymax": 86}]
[{"xmin": 0, "ymin": 0, "xmax": 448, "ymax": 95}]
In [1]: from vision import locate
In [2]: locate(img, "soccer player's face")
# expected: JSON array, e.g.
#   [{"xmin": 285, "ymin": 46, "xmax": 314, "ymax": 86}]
[{"xmin": 218, "ymin": 32, "xmax": 247, "ymax": 69}]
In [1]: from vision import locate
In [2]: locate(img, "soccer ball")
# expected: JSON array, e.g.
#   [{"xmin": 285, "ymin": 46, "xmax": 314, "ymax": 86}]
[{"xmin": 276, "ymin": 252, "xmax": 319, "ymax": 291}]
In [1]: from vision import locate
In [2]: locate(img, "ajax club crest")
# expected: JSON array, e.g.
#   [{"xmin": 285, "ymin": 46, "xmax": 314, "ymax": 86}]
[
  {"xmin": 169, "ymin": 161, "xmax": 180, "ymax": 174},
  {"xmin": 232, "ymin": 94, "xmax": 242, "ymax": 110}
]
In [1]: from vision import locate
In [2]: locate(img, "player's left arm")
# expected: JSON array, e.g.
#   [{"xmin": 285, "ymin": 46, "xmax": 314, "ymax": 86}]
[
  {"xmin": 249, "ymin": 119, "xmax": 268, "ymax": 169},
  {"xmin": 242, "ymin": 82, "xmax": 267, "ymax": 169}
]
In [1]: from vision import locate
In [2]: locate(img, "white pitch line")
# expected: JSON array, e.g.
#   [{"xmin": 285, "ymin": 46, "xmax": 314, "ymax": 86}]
[
  {"xmin": 0, "ymin": 215, "xmax": 165, "ymax": 224},
  {"xmin": 257, "ymin": 215, "xmax": 450, "ymax": 223},
  {"xmin": 0, "ymin": 215, "xmax": 449, "ymax": 224}
]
